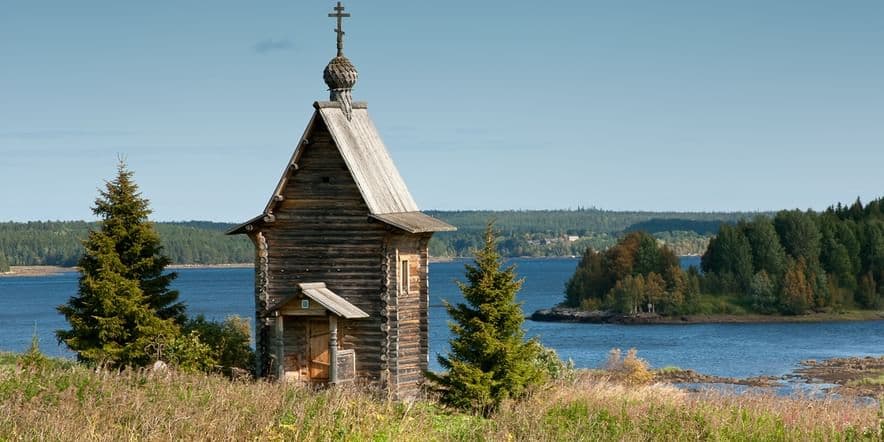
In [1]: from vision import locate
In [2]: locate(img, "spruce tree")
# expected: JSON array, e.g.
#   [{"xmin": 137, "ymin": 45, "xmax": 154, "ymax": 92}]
[
  {"xmin": 57, "ymin": 161, "xmax": 184, "ymax": 367},
  {"xmin": 429, "ymin": 223, "xmax": 544, "ymax": 415}
]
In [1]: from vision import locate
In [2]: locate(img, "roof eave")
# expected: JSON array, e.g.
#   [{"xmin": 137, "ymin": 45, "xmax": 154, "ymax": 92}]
[
  {"xmin": 368, "ymin": 213, "xmax": 457, "ymax": 234},
  {"xmin": 260, "ymin": 112, "xmax": 319, "ymax": 217},
  {"xmin": 226, "ymin": 214, "xmax": 265, "ymax": 235}
]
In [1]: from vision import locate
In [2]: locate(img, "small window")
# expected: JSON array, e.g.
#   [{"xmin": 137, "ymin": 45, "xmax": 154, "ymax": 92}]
[
  {"xmin": 322, "ymin": 176, "xmax": 331, "ymax": 183},
  {"xmin": 401, "ymin": 260, "xmax": 410, "ymax": 293},
  {"xmin": 301, "ymin": 299, "xmax": 310, "ymax": 309}
]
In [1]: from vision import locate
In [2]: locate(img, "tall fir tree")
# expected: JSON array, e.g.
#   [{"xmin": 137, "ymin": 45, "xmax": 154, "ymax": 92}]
[
  {"xmin": 57, "ymin": 161, "xmax": 184, "ymax": 367},
  {"xmin": 429, "ymin": 223, "xmax": 545, "ymax": 415}
]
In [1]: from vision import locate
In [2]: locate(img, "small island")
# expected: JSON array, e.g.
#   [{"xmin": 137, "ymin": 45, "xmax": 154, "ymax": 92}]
[{"xmin": 534, "ymin": 198, "xmax": 883, "ymax": 324}]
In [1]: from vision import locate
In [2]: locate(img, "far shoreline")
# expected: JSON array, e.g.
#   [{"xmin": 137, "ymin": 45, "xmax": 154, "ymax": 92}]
[
  {"xmin": 0, "ymin": 256, "xmax": 582, "ymax": 278},
  {"xmin": 531, "ymin": 307, "xmax": 884, "ymax": 325},
  {"xmin": 1, "ymin": 263, "xmax": 255, "ymax": 278}
]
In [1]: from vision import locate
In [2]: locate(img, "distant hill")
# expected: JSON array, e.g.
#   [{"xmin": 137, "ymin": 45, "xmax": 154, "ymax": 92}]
[
  {"xmin": 0, "ymin": 210, "xmax": 759, "ymax": 266},
  {"xmin": 623, "ymin": 219, "xmax": 734, "ymax": 236},
  {"xmin": 426, "ymin": 209, "xmax": 758, "ymax": 257},
  {"xmin": 0, "ymin": 221, "xmax": 252, "ymax": 267}
]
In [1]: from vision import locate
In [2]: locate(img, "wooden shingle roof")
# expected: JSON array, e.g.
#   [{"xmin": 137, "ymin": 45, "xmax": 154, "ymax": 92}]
[
  {"xmin": 271, "ymin": 282, "xmax": 369, "ymax": 319},
  {"xmin": 370, "ymin": 212, "xmax": 457, "ymax": 234},
  {"xmin": 228, "ymin": 101, "xmax": 455, "ymax": 235},
  {"xmin": 316, "ymin": 101, "xmax": 419, "ymax": 214}
]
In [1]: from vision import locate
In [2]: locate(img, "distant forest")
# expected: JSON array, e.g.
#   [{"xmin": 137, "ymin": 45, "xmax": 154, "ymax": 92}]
[
  {"xmin": 0, "ymin": 221, "xmax": 252, "ymax": 268},
  {"xmin": 426, "ymin": 209, "xmax": 756, "ymax": 258},
  {"xmin": 564, "ymin": 197, "xmax": 883, "ymax": 314},
  {"xmin": 0, "ymin": 210, "xmax": 759, "ymax": 268}
]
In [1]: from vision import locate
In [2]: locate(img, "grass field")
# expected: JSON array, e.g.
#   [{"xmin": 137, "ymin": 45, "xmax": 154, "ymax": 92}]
[{"xmin": 1, "ymin": 352, "xmax": 881, "ymax": 441}]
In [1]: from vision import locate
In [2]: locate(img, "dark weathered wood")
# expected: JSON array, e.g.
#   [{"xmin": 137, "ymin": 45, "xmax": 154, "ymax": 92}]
[{"xmin": 230, "ymin": 100, "xmax": 453, "ymax": 401}]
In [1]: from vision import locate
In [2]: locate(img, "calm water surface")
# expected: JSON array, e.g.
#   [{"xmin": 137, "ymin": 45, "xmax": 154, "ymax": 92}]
[{"xmin": 1, "ymin": 258, "xmax": 881, "ymax": 378}]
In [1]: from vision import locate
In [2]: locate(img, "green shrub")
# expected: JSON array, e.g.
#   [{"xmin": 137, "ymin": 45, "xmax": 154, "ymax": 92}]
[
  {"xmin": 18, "ymin": 333, "xmax": 48, "ymax": 371},
  {"xmin": 184, "ymin": 315, "xmax": 254, "ymax": 375},
  {"xmin": 533, "ymin": 345, "xmax": 575, "ymax": 381},
  {"xmin": 165, "ymin": 331, "xmax": 216, "ymax": 373},
  {"xmin": 604, "ymin": 348, "xmax": 653, "ymax": 385}
]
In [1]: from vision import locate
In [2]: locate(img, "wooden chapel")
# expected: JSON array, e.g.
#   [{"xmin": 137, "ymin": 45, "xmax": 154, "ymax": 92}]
[{"xmin": 228, "ymin": 2, "xmax": 455, "ymax": 400}]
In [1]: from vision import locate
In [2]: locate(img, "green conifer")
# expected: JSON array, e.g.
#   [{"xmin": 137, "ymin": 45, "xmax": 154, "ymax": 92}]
[
  {"xmin": 429, "ymin": 223, "xmax": 545, "ymax": 415},
  {"xmin": 57, "ymin": 161, "xmax": 183, "ymax": 367}
]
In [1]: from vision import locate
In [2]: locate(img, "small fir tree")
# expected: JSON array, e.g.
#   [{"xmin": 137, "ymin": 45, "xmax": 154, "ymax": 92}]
[
  {"xmin": 57, "ymin": 161, "xmax": 183, "ymax": 367},
  {"xmin": 429, "ymin": 223, "xmax": 545, "ymax": 415}
]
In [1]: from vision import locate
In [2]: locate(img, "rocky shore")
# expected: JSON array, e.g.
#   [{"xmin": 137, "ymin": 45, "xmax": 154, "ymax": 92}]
[
  {"xmin": 792, "ymin": 356, "xmax": 884, "ymax": 398},
  {"xmin": 0, "ymin": 266, "xmax": 78, "ymax": 278},
  {"xmin": 654, "ymin": 369, "xmax": 780, "ymax": 387},
  {"xmin": 649, "ymin": 356, "xmax": 883, "ymax": 399}
]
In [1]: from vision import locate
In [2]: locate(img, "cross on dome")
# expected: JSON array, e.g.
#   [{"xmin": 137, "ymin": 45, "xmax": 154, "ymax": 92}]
[
  {"xmin": 323, "ymin": 2, "xmax": 358, "ymax": 120},
  {"xmin": 328, "ymin": 2, "xmax": 350, "ymax": 57}
]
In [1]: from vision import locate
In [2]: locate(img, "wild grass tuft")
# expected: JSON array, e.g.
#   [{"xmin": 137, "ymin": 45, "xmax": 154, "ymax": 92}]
[
  {"xmin": 0, "ymin": 352, "xmax": 880, "ymax": 441},
  {"xmin": 847, "ymin": 374, "xmax": 884, "ymax": 387},
  {"xmin": 657, "ymin": 365, "xmax": 683, "ymax": 374}
]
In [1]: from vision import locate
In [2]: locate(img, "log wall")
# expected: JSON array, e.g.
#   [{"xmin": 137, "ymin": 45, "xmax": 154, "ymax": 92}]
[
  {"xmin": 250, "ymin": 116, "xmax": 432, "ymax": 399},
  {"xmin": 261, "ymin": 118, "xmax": 389, "ymax": 385},
  {"xmin": 385, "ymin": 233, "xmax": 431, "ymax": 399}
]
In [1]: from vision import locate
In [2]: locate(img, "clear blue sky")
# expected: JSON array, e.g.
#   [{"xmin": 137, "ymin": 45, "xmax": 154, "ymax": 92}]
[{"xmin": 1, "ymin": 1, "xmax": 882, "ymax": 222}]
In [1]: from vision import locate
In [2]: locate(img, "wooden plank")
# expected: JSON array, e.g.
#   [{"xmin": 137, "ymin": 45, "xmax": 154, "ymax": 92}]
[{"xmin": 308, "ymin": 319, "xmax": 330, "ymax": 380}]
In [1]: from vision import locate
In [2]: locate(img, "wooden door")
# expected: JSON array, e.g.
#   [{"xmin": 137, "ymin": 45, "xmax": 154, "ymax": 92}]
[{"xmin": 307, "ymin": 319, "xmax": 330, "ymax": 380}]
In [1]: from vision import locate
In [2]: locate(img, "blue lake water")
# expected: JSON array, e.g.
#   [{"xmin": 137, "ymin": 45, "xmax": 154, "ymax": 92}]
[{"xmin": 1, "ymin": 257, "xmax": 881, "ymax": 379}]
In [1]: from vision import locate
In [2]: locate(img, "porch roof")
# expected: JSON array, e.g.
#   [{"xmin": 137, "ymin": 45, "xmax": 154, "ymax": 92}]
[{"xmin": 271, "ymin": 282, "xmax": 369, "ymax": 319}]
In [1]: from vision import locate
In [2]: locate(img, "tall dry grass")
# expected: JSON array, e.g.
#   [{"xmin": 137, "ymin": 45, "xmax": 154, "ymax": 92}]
[{"xmin": 0, "ymin": 353, "xmax": 880, "ymax": 441}]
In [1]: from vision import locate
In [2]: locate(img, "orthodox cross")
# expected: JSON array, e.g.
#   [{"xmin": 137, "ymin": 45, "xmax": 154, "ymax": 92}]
[{"xmin": 328, "ymin": 2, "xmax": 350, "ymax": 56}]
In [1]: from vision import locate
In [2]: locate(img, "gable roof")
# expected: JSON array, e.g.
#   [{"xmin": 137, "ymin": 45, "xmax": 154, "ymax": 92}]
[
  {"xmin": 318, "ymin": 101, "xmax": 419, "ymax": 214},
  {"xmin": 271, "ymin": 282, "xmax": 369, "ymax": 319},
  {"xmin": 228, "ymin": 101, "xmax": 455, "ymax": 235}
]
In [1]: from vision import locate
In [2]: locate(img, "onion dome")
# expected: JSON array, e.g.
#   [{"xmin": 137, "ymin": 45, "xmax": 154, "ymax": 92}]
[{"xmin": 323, "ymin": 55, "xmax": 358, "ymax": 119}]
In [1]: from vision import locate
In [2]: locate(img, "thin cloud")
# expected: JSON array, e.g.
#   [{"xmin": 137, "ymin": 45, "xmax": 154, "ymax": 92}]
[
  {"xmin": 253, "ymin": 38, "xmax": 294, "ymax": 54},
  {"xmin": 0, "ymin": 129, "xmax": 132, "ymax": 140}
]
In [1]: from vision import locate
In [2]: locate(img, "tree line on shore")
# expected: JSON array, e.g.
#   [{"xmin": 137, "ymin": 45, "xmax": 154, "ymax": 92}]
[
  {"xmin": 564, "ymin": 197, "xmax": 883, "ymax": 315},
  {"xmin": 701, "ymin": 198, "xmax": 883, "ymax": 313},
  {"xmin": 0, "ymin": 221, "xmax": 254, "ymax": 267},
  {"xmin": 0, "ymin": 210, "xmax": 756, "ymax": 267}
]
